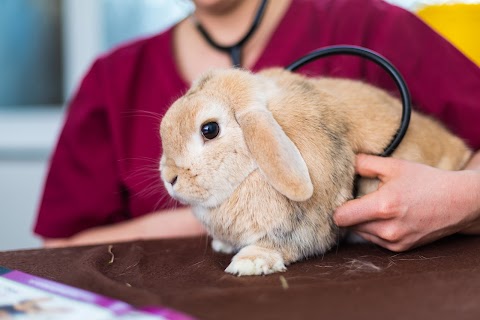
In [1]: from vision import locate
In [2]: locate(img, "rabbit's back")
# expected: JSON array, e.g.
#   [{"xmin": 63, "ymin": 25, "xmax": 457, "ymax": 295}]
[{"xmin": 260, "ymin": 68, "xmax": 471, "ymax": 171}]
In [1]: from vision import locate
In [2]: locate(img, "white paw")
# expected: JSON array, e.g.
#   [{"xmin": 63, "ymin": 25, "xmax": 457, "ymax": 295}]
[
  {"xmin": 224, "ymin": 246, "xmax": 287, "ymax": 276},
  {"xmin": 211, "ymin": 239, "xmax": 235, "ymax": 254}
]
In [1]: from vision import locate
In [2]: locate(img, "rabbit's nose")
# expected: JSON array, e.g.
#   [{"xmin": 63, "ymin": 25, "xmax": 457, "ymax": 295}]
[{"xmin": 170, "ymin": 176, "xmax": 178, "ymax": 186}]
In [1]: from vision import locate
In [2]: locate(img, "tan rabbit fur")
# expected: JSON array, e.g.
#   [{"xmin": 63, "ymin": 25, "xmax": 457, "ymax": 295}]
[{"xmin": 159, "ymin": 67, "xmax": 471, "ymax": 276}]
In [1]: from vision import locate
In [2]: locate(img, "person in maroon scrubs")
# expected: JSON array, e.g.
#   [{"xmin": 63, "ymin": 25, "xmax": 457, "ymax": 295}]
[{"xmin": 35, "ymin": 0, "xmax": 480, "ymax": 251}]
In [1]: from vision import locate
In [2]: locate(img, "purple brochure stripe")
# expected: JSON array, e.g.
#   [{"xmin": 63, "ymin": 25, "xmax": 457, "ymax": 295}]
[
  {"xmin": 3, "ymin": 270, "xmax": 132, "ymax": 315},
  {"xmin": 139, "ymin": 306, "xmax": 197, "ymax": 320}
]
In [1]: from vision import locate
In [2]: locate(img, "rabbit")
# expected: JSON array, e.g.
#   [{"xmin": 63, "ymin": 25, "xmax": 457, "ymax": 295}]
[{"xmin": 159, "ymin": 67, "xmax": 472, "ymax": 276}]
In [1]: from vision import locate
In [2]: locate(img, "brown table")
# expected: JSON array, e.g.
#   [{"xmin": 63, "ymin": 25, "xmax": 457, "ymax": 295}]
[{"xmin": 1, "ymin": 235, "xmax": 479, "ymax": 319}]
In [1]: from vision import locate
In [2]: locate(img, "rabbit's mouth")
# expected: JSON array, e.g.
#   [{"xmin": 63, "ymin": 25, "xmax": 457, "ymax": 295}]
[
  {"xmin": 168, "ymin": 191, "xmax": 190, "ymax": 206},
  {"xmin": 165, "ymin": 182, "xmax": 216, "ymax": 207},
  {"xmin": 165, "ymin": 185, "xmax": 201, "ymax": 206},
  {"xmin": 167, "ymin": 183, "xmax": 235, "ymax": 209}
]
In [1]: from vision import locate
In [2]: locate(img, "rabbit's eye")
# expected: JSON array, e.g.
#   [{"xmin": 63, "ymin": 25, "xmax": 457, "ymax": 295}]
[{"xmin": 201, "ymin": 122, "xmax": 220, "ymax": 140}]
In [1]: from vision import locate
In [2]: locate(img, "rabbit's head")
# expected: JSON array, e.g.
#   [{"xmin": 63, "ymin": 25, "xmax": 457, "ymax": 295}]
[{"xmin": 160, "ymin": 68, "xmax": 313, "ymax": 208}]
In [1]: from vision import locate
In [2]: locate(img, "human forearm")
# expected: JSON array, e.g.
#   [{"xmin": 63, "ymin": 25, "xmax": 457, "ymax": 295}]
[
  {"xmin": 43, "ymin": 207, "xmax": 206, "ymax": 248},
  {"xmin": 460, "ymin": 150, "xmax": 480, "ymax": 234},
  {"xmin": 465, "ymin": 150, "xmax": 480, "ymax": 170}
]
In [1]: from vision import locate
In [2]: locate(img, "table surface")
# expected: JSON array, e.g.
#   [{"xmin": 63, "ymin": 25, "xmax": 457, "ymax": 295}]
[{"xmin": 1, "ymin": 235, "xmax": 479, "ymax": 320}]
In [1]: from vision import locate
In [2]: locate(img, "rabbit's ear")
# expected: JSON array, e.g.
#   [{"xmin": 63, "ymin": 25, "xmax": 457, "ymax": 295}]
[{"xmin": 235, "ymin": 107, "xmax": 313, "ymax": 202}]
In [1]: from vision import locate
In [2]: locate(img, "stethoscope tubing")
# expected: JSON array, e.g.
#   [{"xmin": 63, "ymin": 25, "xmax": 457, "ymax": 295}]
[{"xmin": 285, "ymin": 45, "xmax": 412, "ymax": 157}]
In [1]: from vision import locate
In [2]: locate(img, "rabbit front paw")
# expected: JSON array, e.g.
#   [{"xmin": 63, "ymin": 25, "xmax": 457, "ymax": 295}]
[{"xmin": 225, "ymin": 245, "xmax": 286, "ymax": 276}]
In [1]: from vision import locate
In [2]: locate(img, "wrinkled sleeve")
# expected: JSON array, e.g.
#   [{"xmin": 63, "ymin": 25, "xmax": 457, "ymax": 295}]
[
  {"xmin": 34, "ymin": 58, "xmax": 129, "ymax": 238},
  {"xmin": 365, "ymin": 4, "xmax": 480, "ymax": 149}
]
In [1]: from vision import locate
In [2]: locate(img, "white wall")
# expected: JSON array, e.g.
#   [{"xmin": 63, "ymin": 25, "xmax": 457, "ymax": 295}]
[
  {"xmin": 62, "ymin": 0, "xmax": 103, "ymax": 100},
  {"xmin": 0, "ymin": 108, "xmax": 63, "ymax": 251},
  {"xmin": 0, "ymin": 0, "xmax": 187, "ymax": 251},
  {"xmin": 0, "ymin": 161, "xmax": 48, "ymax": 250}
]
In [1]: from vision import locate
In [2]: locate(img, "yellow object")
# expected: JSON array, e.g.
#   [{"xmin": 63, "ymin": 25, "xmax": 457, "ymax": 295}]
[{"xmin": 417, "ymin": 3, "xmax": 480, "ymax": 66}]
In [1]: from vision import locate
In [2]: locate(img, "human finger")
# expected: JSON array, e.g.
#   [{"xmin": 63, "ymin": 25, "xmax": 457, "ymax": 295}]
[
  {"xmin": 353, "ymin": 231, "xmax": 390, "ymax": 248},
  {"xmin": 355, "ymin": 230, "xmax": 413, "ymax": 252},
  {"xmin": 355, "ymin": 154, "xmax": 402, "ymax": 180},
  {"xmin": 352, "ymin": 220, "xmax": 404, "ymax": 244},
  {"xmin": 334, "ymin": 191, "xmax": 393, "ymax": 227}
]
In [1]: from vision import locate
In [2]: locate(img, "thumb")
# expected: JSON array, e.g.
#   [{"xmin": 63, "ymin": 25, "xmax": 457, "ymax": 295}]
[
  {"xmin": 334, "ymin": 191, "xmax": 383, "ymax": 227},
  {"xmin": 355, "ymin": 154, "xmax": 401, "ymax": 180}
]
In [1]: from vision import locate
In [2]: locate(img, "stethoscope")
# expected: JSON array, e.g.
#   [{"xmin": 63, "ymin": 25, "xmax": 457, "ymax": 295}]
[
  {"xmin": 194, "ymin": 0, "xmax": 268, "ymax": 67},
  {"xmin": 195, "ymin": 0, "xmax": 411, "ymax": 157}
]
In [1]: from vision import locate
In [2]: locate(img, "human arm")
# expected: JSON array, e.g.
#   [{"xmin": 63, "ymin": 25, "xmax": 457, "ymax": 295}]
[
  {"xmin": 43, "ymin": 207, "xmax": 206, "ymax": 248},
  {"xmin": 460, "ymin": 150, "xmax": 480, "ymax": 233},
  {"xmin": 333, "ymin": 151, "xmax": 480, "ymax": 252}
]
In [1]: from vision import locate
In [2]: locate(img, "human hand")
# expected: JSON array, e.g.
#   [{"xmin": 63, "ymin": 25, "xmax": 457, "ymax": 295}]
[{"xmin": 334, "ymin": 154, "xmax": 480, "ymax": 252}]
